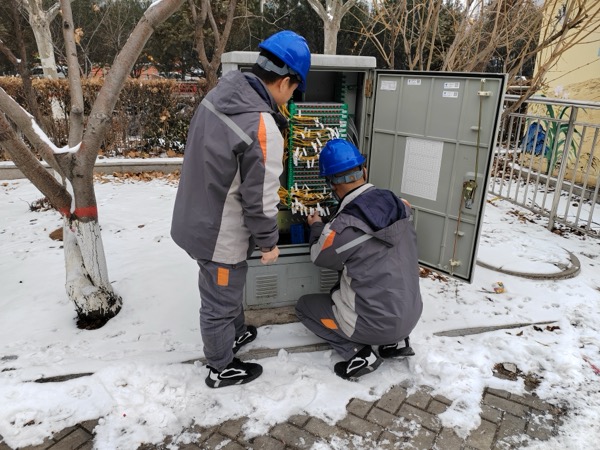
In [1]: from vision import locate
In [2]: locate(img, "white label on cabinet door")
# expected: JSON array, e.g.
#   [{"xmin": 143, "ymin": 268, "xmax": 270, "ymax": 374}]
[
  {"xmin": 407, "ymin": 79, "xmax": 422, "ymax": 86},
  {"xmin": 444, "ymin": 82, "xmax": 460, "ymax": 89},
  {"xmin": 443, "ymin": 91, "xmax": 459, "ymax": 98},
  {"xmin": 380, "ymin": 80, "xmax": 397, "ymax": 91}
]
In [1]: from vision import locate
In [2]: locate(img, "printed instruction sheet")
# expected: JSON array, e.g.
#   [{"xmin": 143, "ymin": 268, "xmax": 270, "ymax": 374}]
[{"xmin": 401, "ymin": 137, "xmax": 443, "ymax": 201}]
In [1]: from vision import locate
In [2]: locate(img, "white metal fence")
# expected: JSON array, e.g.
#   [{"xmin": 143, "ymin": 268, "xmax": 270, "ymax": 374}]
[{"xmin": 489, "ymin": 94, "xmax": 600, "ymax": 237}]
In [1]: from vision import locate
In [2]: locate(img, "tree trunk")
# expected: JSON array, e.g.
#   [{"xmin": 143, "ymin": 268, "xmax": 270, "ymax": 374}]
[
  {"xmin": 52, "ymin": 152, "xmax": 122, "ymax": 330},
  {"xmin": 0, "ymin": 107, "xmax": 119, "ymax": 330},
  {"xmin": 323, "ymin": 18, "xmax": 340, "ymax": 54},
  {"xmin": 205, "ymin": 68, "xmax": 219, "ymax": 92},
  {"xmin": 30, "ymin": 21, "xmax": 58, "ymax": 78},
  {"xmin": 190, "ymin": 0, "xmax": 237, "ymax": 92},
  {"xmin": 63, "ymin": 215, "xmax": 122, "ymax": 329},
  {"xmin": 306, "ymin": 0, "xmax": 358, "ymax": 55},
  {"xmin": 23, "ymin": 0, "xmax": 60, "ymax": 79}
]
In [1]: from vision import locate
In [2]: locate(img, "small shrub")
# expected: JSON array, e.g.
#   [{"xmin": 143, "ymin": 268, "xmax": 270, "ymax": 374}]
[{"xmin": 28, "ymin": 197, "xmax": 53, "ymax": 212}]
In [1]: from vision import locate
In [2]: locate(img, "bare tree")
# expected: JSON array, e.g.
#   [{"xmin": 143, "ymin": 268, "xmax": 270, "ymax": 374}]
[
  {"xmin": 444, "ymin": 0, "xmax": 600, "ymax": 112},
  {"xmin": 0, "ymin": 0, "xmax": 185, "ymax": 329},
  {"xmin": 358, "ymin": 0, "xmax": 600, "ymax": 114},
  {"xmin": 305, "ymin": 0, "xmax": 359, "ymax": 54},
  {"xmin": 358, "ymin": 0, "xmax": 445, "ymax": 69},
  {"xmin": 442, "ymin": 0, "xmax": 540, "ymax": 73},
  {"xmin": 189, "ymin": 0, "xmax": 238, "ymax": 91}
]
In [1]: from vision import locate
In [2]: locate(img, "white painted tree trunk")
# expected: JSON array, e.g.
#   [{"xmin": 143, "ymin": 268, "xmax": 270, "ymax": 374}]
[
  {"xmin": 63, "ymin": 217, "xmax": 122, "ymax": 327},
  {"xmin": 24, "ymin": 0, "xmax": 59, "ymax": 79},
  {"xmin": 24, "ymin": 0, "xmax": 63, "ymax": 121},
  {"xmin": 30, "ymin": 23, "xmax": 58, "ymax": 79}
]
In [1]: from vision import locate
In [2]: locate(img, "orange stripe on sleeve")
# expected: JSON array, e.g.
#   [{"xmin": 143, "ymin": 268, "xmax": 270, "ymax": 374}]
[
  {"xmin": 258, "ymin": 115, "xmax": 267, "ymax": 164},
  {"xmin": 322, "ymin": 231, "xmax": 336, "ymax": 250},
  {"xmin": 217, "ymin": 267, "xmax": 229, "ymax": 286},
  {"xmin": 321, "ymin": 318, "xmax": 338, "ymax": 330}
]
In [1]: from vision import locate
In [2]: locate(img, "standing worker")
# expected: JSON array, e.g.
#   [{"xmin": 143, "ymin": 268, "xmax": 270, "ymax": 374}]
[
  {"xmin": 296, "ymin": 139, "xmax": 423, "ymax": 379},
  {"xmin": 171, "ymin": 31, "xmax": 311, "ymax": 388}
]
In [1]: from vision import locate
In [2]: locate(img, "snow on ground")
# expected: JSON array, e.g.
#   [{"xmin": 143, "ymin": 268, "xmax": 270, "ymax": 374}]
[{"xmin": 1, "ymin": 176, "xmax": 599, "ymax": 449}]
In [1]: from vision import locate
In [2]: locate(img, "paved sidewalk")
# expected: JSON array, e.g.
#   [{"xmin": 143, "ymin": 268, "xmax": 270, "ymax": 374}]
[{"xmin": 0, "ymin": 377, "xmax": 564, "ymax": 450}]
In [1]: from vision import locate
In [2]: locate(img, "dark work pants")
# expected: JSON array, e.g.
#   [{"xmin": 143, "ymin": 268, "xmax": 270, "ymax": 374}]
[
  {"xmin": 296, "ymin": 293, "xmax": 364, "ymax": 360},
  {"xmin": 197, "ymin": 260, "xmax": 248, "ymax": 371}
]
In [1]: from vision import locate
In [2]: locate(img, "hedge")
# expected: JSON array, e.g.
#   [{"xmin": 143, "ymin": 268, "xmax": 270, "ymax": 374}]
[{"xmin": 0, "ymin": 77, "xmax": 204, "ymax": 160}]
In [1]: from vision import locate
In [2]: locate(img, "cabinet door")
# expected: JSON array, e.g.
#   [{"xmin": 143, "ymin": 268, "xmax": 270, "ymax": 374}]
[{"xmin": 368, "ymin": 71, "xmax": 506, "ymax": 282}]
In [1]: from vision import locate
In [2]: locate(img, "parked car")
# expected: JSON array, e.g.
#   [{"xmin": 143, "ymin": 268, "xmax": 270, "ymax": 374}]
[
  {"xmin": 190, "ymin": 68, "xmax": 204, "ymax": 77},
  {"xmin": 30, "ymin": 65, "xmax": 67, "ymax": 78}
]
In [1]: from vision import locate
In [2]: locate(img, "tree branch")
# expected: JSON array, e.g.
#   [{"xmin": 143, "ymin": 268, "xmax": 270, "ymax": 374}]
[
  {"xmin": 0, "ymin": 113, "xmax": 72, "ymax": 215},
  {"xmin": 340, "ymin": 0, "xmax": 359, "ymax": 17},
  {"xmin": 205, "ymin": 0, "xmax": 220, "ymax": 50},
  {"xmin": 0, "ymin": 87, "xmax": 65, "ymax": 175},
  {"xmin": 0, "ymin": 40, "xmax": 19, "ymax": 66},
  {"xmin": 214, "ymin": 0, "xmax": 237, "ymax": 68},
  {"xmin": 59, "ymin": 0, "xmax": 85, "ymax": 147},
  {"xmin": 190, "ymin": 0, "xmax": 209, "ymax": 72},
  {"xmin": 81, "ymin": 0, "xmax": 186, "ymax": 168},
  {"xmin": 47, "ymin": 1, "xmax": 60, "ymax": 21},
  {"xmin": 305, "ymin": 0, "xmax": 326, "ymax": 18}
]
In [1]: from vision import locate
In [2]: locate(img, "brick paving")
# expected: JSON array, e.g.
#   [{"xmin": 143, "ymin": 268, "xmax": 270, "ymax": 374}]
[{"xmin": 0, "ymin": 382, "xmax": 564, "ymax": 450}]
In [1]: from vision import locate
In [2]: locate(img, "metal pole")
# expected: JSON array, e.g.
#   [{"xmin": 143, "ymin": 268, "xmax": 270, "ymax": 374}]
[{"xmin": 548, "ymin": 106, "xmax": 578, "ymax": 231}]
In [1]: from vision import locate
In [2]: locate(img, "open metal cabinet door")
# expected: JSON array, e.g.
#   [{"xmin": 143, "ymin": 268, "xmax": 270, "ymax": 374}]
[{"xmin": 365, "ymin": 71, "xmax": 506, "ymax": 282}]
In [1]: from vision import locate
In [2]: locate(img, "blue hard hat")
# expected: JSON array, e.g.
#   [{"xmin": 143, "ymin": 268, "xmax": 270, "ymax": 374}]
[
  {"xmin": 319, "ymin": 139, "xmax": 366, "ymax": 177},
  {"xmin": 258, "ymin": 30, "xmax": 311, "ymax": 92}
]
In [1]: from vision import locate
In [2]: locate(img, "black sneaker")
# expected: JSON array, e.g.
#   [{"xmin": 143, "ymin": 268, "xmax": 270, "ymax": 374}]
[
  {"xmin": 205, "ymin": 358, "xmax": 263, "ymax": 388},
  {"xmin": 334, "ymin": 346, "xmax": 382, "ymax": 380},
  {"xmin": 378, "ymin": 337, "xmax": 415, "ymax": 359},
  {"xmin": 232, "ymin": 325, "xmax": 257, "ymax": 354}
]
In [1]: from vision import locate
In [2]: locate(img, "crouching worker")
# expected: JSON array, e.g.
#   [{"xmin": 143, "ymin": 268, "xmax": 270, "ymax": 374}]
[{"xmin": 296, "ymin": 139, "xmax": 423, "ymax": 380}]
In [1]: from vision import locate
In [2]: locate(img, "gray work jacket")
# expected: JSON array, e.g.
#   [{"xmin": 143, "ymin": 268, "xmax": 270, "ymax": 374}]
[
  {"xmin": 309, "ymin": 183, "xmax": 423, "ymax": 343},
  {"xmin": 171, "ymin": 71, "xmax": 284, "ymax": 264}
]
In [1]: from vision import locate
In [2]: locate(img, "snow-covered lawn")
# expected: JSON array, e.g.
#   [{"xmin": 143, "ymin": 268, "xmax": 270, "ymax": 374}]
[{"xmin": 1, "ymin": 177, "xmax": 599, "ymax": 449}]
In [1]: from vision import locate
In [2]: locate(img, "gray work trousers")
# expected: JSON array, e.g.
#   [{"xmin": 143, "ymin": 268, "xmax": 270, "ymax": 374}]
[
  {"xmin": 296, "ymin": 293, "xmax": 365, "ymax": 360},
  {"xmin": 197, "ymin": 259, "xmax": 248, "ymax": 371}
]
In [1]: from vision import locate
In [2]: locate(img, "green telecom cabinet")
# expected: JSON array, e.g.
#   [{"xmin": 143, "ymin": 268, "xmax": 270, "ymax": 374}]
[{"xmin": 220, "ymin": 52, "xmax": 506, "ymax": 308}]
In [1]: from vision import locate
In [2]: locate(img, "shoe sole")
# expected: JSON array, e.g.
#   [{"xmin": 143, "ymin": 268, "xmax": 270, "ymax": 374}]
[{"xmin": 379, "ymin": 347, "xmax": 415, "ymax": 359}]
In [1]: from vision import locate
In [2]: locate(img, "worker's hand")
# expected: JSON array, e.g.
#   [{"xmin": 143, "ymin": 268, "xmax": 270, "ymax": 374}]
[
  {"xmin": 260, "ymin": 246, "xmax": 280, "ymax": 265},
  {"xmin": 307, "ymin": 211, "xmax": 322, "ymax": 226}
]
